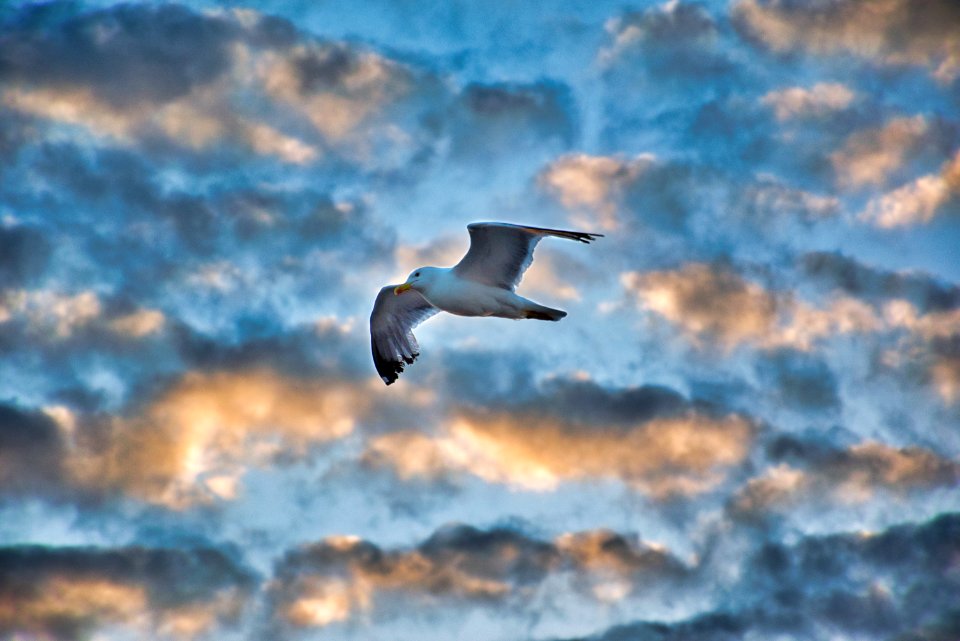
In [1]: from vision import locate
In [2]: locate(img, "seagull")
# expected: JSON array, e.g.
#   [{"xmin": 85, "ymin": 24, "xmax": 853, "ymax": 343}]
[{"xmin": 370, "ymin": 222, "xmax": 602, "ymax": 385}]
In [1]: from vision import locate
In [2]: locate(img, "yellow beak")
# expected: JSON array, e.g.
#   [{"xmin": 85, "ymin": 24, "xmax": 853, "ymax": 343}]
[{"xmin": 394, "ymin": 283, "xmax": 413, "ymax": 295}]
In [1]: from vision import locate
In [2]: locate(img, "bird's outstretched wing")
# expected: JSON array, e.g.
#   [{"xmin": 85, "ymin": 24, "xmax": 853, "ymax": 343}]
[
  {"xmin": 370, "ymin": 286, "xmax": 439, "ymax": 385},
  {"xmin": 452, "ymin": 222, "xmax": 602, "ymax": 291}
]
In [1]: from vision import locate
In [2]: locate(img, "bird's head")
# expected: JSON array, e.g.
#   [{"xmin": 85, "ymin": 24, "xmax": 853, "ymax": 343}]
[{"xmin": 394, "ymin": 266, "xmax": 438, "ymax": 295}]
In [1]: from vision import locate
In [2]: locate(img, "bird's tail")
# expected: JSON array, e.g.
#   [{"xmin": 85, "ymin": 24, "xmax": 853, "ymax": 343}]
[{"xmin": 523, "ymin": 303, "xmax": 567, "ymax": 321}]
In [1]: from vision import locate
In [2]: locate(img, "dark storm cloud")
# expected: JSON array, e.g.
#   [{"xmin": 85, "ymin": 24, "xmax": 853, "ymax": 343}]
[
  {"xmin": 729, "ymin": 434, "xmax": 960, "ymax": 519},
  {"xmin": 17, "ymin": 142, "xmax": 396, "ymax": 265},
  {"xmin": 428, "ymin": 349, "xmax": 692, "ymax": 420},
  {"xmin": 0, "ymin": 140, "xmax": 394, "ymax": 355},
  {"xmin": 172, "ymin": 319, "xmax": 372, "ymax": 380},
  {"xmin": 753, "ymin": 349, "xmax": 840, "ymax": 411},
  {"xmin": 601, "ymin": 2, "xmax": 734, "ymax": 82},
  {"xmin": 496, "ymin": 377, "xmax": 691, "ymax": 426},
  {"xmin": 598, "ymin": 2, "xmax": 747, "ymax": 159},
  {"xmin": 559, "ymin": 612, "xmax": 744, "ymax": 641},
  {"xmin": 553, "ymin": 512, "xmax": 960, "ymax": 641},
  {"xmin": 447, "ymin": 80, "xmax": 577, "ymax": 157},
  {"xmin": 267, "ymin": 523, "xmax": 690, "ymax": 629},
  {"xmin": 0, "ymin": 3, "xmax": 240, "ymax": 108},
  {"xmin": 19, "ymin": 142, "xmax": 219, "ymax": 253},
  {"xmin": 0, "ymin": 544, "xmax": 255, "ymax": 641},
  {"xmin": 0, "ymin": 402, "xmax": 66, "ymax": 496},
  {"xmin": 0, "ymin": 106, "xmax": 38, "ymax": 162},
  {"xmin": 738, "ymin": 512, "xmax": 960, "ymax": 637},
  {"xmin": 802, "ymin": 251, "xmax": 960, "ymax": 312},
  {"xmin": 0, "ymin": 224, "xmax": 51, "ymax": 287}
]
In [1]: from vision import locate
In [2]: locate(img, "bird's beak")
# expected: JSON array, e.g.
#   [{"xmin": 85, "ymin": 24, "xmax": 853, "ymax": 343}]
[{"xmin": 394, "ymin": 283, "xmax": 413, "ymax": 295}]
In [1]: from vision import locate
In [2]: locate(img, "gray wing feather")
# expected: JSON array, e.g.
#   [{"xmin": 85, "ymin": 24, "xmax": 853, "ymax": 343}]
[
  {"xmin": 370, "ymin": 286, "xmax": 439, "ymax": 385},
  {"xmin": 452, "ymin": 222, "xmax": 602, "ymax": 291}
]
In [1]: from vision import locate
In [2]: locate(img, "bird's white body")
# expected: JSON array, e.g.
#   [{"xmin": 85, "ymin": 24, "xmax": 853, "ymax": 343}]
[
  {"xmin": 412, "ymin": 267, "xmax": 539, "ymax": 319},
  {"xmin": 370, "ymin": 222, "xmax": 601, "ymax": 384}
]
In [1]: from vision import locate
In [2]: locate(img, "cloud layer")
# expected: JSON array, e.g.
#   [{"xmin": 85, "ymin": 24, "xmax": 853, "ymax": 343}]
[{"xmin": 1, "ymin": 1, "xmax": 957, "ymax": 640}]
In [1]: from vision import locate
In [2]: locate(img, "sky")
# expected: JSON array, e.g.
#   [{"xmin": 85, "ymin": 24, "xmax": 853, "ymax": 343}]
[{"xmin": 1, "ymin": 0, "xmax": 960, "ymax": 639}]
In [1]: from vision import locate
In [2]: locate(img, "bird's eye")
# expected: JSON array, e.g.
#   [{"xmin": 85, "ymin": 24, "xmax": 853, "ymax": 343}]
[{"xmin": 414, "ymin": 272, "xmax": 420, "ymax": 277}]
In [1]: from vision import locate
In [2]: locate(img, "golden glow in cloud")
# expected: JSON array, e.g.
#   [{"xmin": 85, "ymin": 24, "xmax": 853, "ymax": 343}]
[
  {"xmin": 761, "ymin": 83, "xmax": 856, "ymax": 121},
  {"xmin": 366, "ymin": 410, "xmax": 753, "ymax": 498},
  {"xmin": 831, "ymin": 116, "xmax": 931, "ymax": 189},
  {"xmin": 732, "ymin": 441, "xmax": 960, "ymax": 515},
  {"xmin": 1, "ymin": 289, "xmax": 102, "ymax": 338},
  {"xmin": 0, "ymin": 27, "xmax": 326, "ymax": 166},
  {"xmin": 275, "ymin": 527, "xmax": 687, "ymax": 627},
  {"xmin": 278, "ymin": 537, "xmax": 511, "ymax": 628},
  {"xmin": 932, "ymin": 356, "xmax": 960, "ymax": 405},
  {"xmin": 735, "ymin": 0, "xmax": 960, "ymax": 82},
  {"xmin": 258, "ymin": 43, "xmax": 414, "ymax": 161},
  {"xmin": 860, "ymin": 151, "xmax": 960, "ymax": 228},
  {"xmin": 109, "ymin": 308, "xmax": 166, "ymax": 338},
  {"xmin": 539, "ymin": 153, "xmax": 655, "ymax": 230},
  {"xmin": 65, "ymin": 369, "xmax": 366, "ymax": 507},
  {"xmin": 0, "ymin": 573, "xmax": 244, "ymax": 641},
  {"xmin": 624, "ymin": 263, "xmax": 889, "ymax": 351},
  {"xmin": 0, "ymin": 577, "xmax": 149, "ymax": 639},
  {"xmin": 0, "ymin": 290, "xmax": 167, "ymax": 340}
]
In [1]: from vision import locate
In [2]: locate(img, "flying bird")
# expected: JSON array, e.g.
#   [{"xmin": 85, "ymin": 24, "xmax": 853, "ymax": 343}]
[{"xmin": 370, "ymin": 222, "xmax": 602, "ymax": 385}]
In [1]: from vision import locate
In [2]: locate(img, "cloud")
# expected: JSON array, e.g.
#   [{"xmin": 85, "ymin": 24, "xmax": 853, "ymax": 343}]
[
  {"xmin": 268, "ymin": 524, "xmax": 689, "ymax": 628},
  {"xmin": 733, "ymin": 0, "xmax": 960, "ymax": 82},
  {"xmin": 1, "ymin": 2, "xmax": 958, "ymax": 640},
  {"xmin": 600, "ymin": 2, "xmax": 730, "ymax": 79},
  {"xmin": 0, "ymin": 289, "xmax": 102, "ymax": 339},
  {"xmin": 257, "ymin": 40, "xmax": 442, "ymax": 165},
  {"xmin": 68, "ymin": 368, "xmax": 369, "ymax": 507},
  {"xmin": 753, "ymin": 349, "xmax": 839, "ymax": 411},
  {"xmin": 365, "ymin": 383, "xmax": 754, "ymax": 498},
  {"xmin": 0, "ymin": 4, "xmax": 445, "ymax": 167},
  {"xmin": 108, "ymin": 308, "xmax": 166, "ymax": 338},
  {"xmin": 0, "ymin": 4, "xmax": 240, "ymax": 108},
  {"xmin": 623, "ymin": 262, "xmax": 884, "ymax": 351},
  {"xmin": 554, "ymin": 512, "xmax": 960, "ymax": 640},
  {"xmin": 0, "ymin": 5, "xmax": 311, "ymax": 162},
  {"xmin": 830, "ymin": 115, "xmax": 937, "ymax": 190},
  {"xmin": 876, "ymin": 304, "xmax": 960, "ymax": 403},
  {"xmin": 538, "ymin": 153, "xmax": 655, "ymax": 230},
  {"xmin": 0, "ymin": 224, "xmax": 51, "ymax": 288},
  {"xmin": 931, "ymin": 350, "xmax": 960, "ymax": 404},
  {"xmin": 625, "ymin": 260, "xmax": 960, "ymax": 412},
  {"xmin": 881, "ymin": 301, "xmax": 960, "ymax": 343},
  {"xmin": 624, "ymin": 262, "xmax": 776, "ymax": 349},
  {"xmin": 0, "ymin": 367, "xmax": 370, "ymax": 508},
  {"xmin": 0, "ymin": 288, "xmax": 167, "ymax": 345},
  {"xmin": 761, "ymin": 83, "xmax": 856, "ymax": 121},
  {"xmin": 537, "ymin": 153, "xmax": 712, "ymax": 234},
  {"xmin": 0, "ymin": 544, "xmax": 255, "ymax": 641},
  {"xmin": 860, "ymin": 150, "xmax": 960, "ymax": 228},
  {"xmin": 0, "ymin": 403, "xmax": 67, "ymax": 496},
  {"xmin": 733, "ymin": 178, "xmax": 840, "ymax": 224},
  {"xmin": 447, "ymin": 81, "xmax": 577, "ymax": 158},
  {"xmin": 731, "ymin": 437, "xmax": 960, "ymax": 516},
  {"xmin": 801, "ymin": 251, "xmax": 960, "ymax": 313}
]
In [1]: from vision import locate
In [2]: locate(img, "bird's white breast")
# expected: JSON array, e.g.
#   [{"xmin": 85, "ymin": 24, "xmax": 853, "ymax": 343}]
[{"xmin": 423, "ymin": 270, "xmax": 514, "ymax": 317}]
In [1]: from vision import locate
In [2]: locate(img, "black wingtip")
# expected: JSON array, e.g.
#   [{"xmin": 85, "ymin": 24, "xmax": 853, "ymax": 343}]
[
  {"xmin": 374, "ymin": 350, "xmax": 420, "ymax": 386},
  {"xmin": 575, "ymin": 232, "xmax": 604, "ymax": 244}
]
